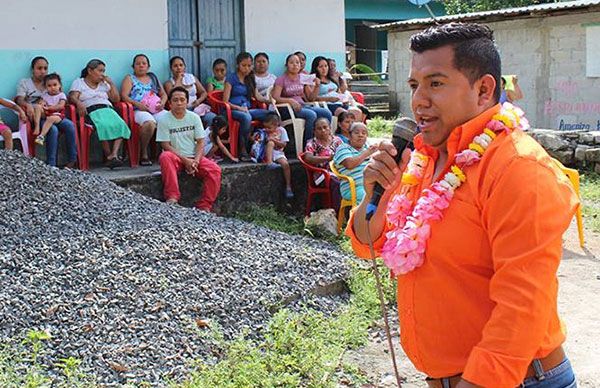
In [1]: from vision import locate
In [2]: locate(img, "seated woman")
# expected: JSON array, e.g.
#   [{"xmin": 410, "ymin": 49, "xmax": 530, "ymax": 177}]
[
  {"xmin": 271, "ymin": 53, "xmax": 332, "ymax": 145},
  {"xmin": 223, "ymin": 51, "xmax": 270, "ymax": 161},
  {"xmin": 327, "ymin": 58, "xmax": 369, "ymax": 122},
  {"xmin": 164, "ymin": 56, "xmax": 216, "ymax": 127},
  {"xmin": 69, "ymin": 59, "xmax": 131, "ymax": 168},
  {"xmin": 15, "ymin": 56, "xmax": 78, "ymax": 167},
  {"xmin": 336, "ymin": 111, "xmax": 355, "ymax": 144},
  {"xmin": 304, "ymin": 117, "xmax": 343, "ymax": 211},
  {"xmin": 333, "ymin": 122, "xmax": 377, "ymax": 204},
  {"xmin": 121, "ymin": 54, "xmax": 168, "ymax": 166},
  {"xmin": 253, "ymin": 52, "xmax": 277, "ymax": 100},
  {"xmin": 307, "ymin": 56, "xmax": 363, "ymax": 119}
]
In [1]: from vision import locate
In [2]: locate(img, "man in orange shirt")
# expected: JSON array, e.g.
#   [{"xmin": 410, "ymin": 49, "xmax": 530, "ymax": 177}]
[{"xmin": 348, "ymin": 23, "xmax": 578, "ymax": 387}]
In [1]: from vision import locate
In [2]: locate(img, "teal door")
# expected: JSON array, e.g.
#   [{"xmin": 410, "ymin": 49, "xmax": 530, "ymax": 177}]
[{"xmin": 168, "ymin": 0, "xmax": 242, "ymax": 83}]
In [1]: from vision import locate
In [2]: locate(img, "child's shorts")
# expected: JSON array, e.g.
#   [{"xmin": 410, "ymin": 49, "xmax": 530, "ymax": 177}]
[{"xmin": 273, "ymin": 149, "xmax": 286, "ymax": 162}]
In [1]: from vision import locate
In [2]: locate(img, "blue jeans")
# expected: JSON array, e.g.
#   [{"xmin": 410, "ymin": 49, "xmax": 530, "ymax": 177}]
[
  {"xmin": 44, "ymin": 118, "xmax": 77, "ymax": 166},
  {"xmin": 521, "ymin": 358, "xmax": 576, "ymax": 387},
  {"xmin": 294, "ymin": 106, "xmax": 332, "ymax": 143},
  {"xmin": 201, "ymin": 111, "xmax": 217, "ymax": 128},
  {"xmin": 230, "ymin": 109, "xmax": 270, "ymax": 139}
]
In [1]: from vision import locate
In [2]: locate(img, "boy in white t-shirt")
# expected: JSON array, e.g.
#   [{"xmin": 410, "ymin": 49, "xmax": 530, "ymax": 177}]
[
  {"xmin": 261, "ymin": 112, "xmax": 293, "ymax": 199},
  {"xmin": 157, "ymin": 86, "xmax": 222, "ymax": 211},
  {"xmin": 33, "ymin": 73, "xmax": 66, "ymax": 146}
]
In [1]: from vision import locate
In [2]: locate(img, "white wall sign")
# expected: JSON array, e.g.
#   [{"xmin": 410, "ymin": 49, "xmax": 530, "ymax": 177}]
[{"xmin": 586, "ymin": 25, "xmax": 600, "ymax": 77}]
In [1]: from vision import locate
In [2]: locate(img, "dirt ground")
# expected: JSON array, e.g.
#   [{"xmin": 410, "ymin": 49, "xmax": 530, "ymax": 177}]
[{"xmin": 344, "ymin": 219, "xmax": 600, "ymax": 387}]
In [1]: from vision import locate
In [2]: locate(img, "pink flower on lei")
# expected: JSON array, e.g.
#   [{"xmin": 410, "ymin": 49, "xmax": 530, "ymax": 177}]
[
  {"xmin": 386, "ymin": 194, "xmax": 412, "ymax": 227},
  {"xmin": 455, "ymin": 150, "xmax": 481, "ymax": 167}
]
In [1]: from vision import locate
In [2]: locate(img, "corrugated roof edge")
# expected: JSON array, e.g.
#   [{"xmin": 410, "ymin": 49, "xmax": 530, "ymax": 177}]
[{"xmin": 374, "ymin": 0, "xmax": 600, "ymax": 31}]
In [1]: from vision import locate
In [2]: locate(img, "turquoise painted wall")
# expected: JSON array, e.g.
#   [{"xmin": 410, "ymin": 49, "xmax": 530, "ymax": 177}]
[
  {"xmin": 345, "ymin": 0, "xmax": 445, "ymax": 20},
  {"xmin": 0, "ymin": 49, "xmax": 169, "ymax": 100},
  {"xmin": 0, "ymin": 49, "xmax": 345, "ymax": 99}
]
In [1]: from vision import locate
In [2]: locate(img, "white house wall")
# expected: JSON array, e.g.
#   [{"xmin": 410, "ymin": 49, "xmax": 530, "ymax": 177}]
[
  {"xmin": 244, "ymin": 0, "xmax": 346, "ymax": 74},
  {"xmin": 0, "ymin": 0, "xmax": 169, "ymax": 99}
]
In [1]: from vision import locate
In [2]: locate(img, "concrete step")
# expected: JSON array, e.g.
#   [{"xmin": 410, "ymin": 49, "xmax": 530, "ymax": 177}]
[
  {"xmin": 364, "ymin": 94, "xmax": 390, "ymax": 104},
  {"xmin": 349, "ymin": 84, "xmax": 389, "ymax": 94}
]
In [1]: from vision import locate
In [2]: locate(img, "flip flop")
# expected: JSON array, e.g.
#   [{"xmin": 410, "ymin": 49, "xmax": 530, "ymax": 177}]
[{"xmin": 140, "ymin": 158, "xmax": 153, "ymax": 166}]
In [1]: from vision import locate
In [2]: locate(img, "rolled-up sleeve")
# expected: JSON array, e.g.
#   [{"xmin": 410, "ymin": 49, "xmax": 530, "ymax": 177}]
[
  {"xmin": 463, "ymin": 156, "xmax": 578, "ymax": 387},
  {"xmin": 345, "ymin": 208, "xmax": 391, "ymax": 259}
]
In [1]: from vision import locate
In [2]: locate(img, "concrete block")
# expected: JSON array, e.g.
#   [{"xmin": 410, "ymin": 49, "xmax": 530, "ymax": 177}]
[
  {"xmin": 575, "ymin": 145, "xmax": 590, "ymax": 162},
  {"xmin": 579, "ymin": 132, "xmax": 595, "ymax": 144},
  {"xmin": 585, "ymin": 148, "xmax": 600, "ymax": 162},
  {"xmin": 594, "ymin": 162, "xmax": 600, "ymax": 174},
  {"xmin": 552, "ymin": 149, "xmax": 574, "ymax": 166}
]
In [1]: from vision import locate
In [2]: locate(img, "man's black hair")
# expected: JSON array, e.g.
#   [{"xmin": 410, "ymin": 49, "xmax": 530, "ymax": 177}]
[
  {"xmin": 168, "ymin": 86, "xmax": 189, "ymax": 101},
  {"xmin": 410, "ymin": 22, "xmax": 501, "ymax": 102}
]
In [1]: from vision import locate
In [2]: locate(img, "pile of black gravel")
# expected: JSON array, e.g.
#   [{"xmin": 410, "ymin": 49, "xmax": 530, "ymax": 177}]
[{"xmin": 0, "ymin": 150, "xmax": 351, "ymax": 385}]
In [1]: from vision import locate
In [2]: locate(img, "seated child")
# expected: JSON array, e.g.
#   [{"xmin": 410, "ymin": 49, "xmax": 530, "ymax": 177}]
[
  {"xmin": 206, "ymin": 58, "xmax": 227, "ymax": 92},
  {"xmin": 304, "ymin": 117, "xmax": 343, "ymax": 211},
  {"xmin": 0, "ymin": 98, "xmax": 27, "ymax": 150},
  {"xmin": 333, "ymin": 122, "xmax": 377, "ymax": 204},
  {"xmin": 204, "ymin": 115, "xmax": 239, "ymax": 163},
  {"xmin": 336, "ymin": 111, "xmax": 355, "ymax": 144},
  {"xmin": 33, "ymin": 73, "xmax": 66, "ymax": 146},
  {"xmin": 260, "ymin": 112, "xmax": 293, "ymax": 199}
]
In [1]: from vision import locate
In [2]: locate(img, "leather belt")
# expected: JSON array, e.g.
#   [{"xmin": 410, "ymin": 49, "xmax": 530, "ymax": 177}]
[{"xmin": 425, "ymin": 346, "xmax": 565, "ymax": 388}]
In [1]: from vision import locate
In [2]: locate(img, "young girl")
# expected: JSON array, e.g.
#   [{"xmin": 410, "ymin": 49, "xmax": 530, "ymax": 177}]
[
  {"xmin": 333, "ymin": 122, "xmax": 377, "ymax": 203},
  {"xmin": 304, "ymin": 117, "xmax": 344, "ymax": 211},
  {"xmin": 204, "ymin": 115, "xmax": 239, "ymax": 163},
  {"xmin": 261, "ymin": 112, "xmax": 293, "ymax": 199},
  {"xmin": 33, "ymin": 73, "xmax": 66, "ymax": 146},
  {"xmin": 206, "ymin": 58, "xmax": 227, "ymax": 92},
  {"xmin": 336, "ymin": 111, "xmax": 355, "ymax": 144},
  {"xmin": 0, "ymin": 98, "xmax": 27, "ymax": 150}
]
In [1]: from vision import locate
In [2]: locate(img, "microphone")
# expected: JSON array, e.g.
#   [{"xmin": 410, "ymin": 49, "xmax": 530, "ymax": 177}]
[{"xmin": 365, "ymin": 117, "xmax": 418, "ymax": 221}]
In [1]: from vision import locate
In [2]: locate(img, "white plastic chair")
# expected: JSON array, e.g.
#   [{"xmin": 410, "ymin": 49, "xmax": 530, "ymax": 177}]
[
  {"xmin": 267, "ymin": 85, "xmax": 306, "ymax": 155},
  {"xmin": 0, "ymin": 107, "xmax": 30, "ymax": 156}
]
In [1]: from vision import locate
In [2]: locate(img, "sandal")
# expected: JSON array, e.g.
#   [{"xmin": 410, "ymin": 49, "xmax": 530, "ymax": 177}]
[
  {"xmin": 140, "ymin": 158, "xmax": 152, "ymax": 166},
  {"xmin": 106, "ymin": 157, "xmax": 123, "ymax": 169}
]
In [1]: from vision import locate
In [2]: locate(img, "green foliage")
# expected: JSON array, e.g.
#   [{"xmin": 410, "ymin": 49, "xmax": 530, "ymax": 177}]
[
  {"xmin": 442, "ymin": 0, "xmax": 564, "ymax": 14},
  {"xmin": 348, "ymin": 64, "xmax": 383, "ymax": 84},
  {"xmin": 367, "ymin": 116, "xmax": 394, "ymax": 139},
  {"xmin": 1, "ymin": 330, "xmax": 93, "ymax": 387},
  {"xmin": 581, "ymin": 172, "xmax": 600, "ymax": 232},
  {"xmin": 235, "ymin": 205, "xmax": 306, "ymax": 235},
  {"xmin": 177, "ymin": 263, "xmax": 397, "ymax": 387}
]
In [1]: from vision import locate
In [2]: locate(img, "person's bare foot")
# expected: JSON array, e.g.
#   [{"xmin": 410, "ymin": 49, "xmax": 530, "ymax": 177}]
[{"xmin": 166, "ymin": 198, "xmax": 178, "ymax": 205}]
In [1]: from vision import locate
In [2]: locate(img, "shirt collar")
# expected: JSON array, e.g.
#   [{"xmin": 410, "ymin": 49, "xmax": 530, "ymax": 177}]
[{"xmin": 414, "ymin": 104, "xmax": 501, "ymax": 159}]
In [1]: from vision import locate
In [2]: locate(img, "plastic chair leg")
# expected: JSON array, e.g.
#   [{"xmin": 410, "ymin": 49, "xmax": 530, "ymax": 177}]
[
  {"xmin": 337, "ymin": 204, "xmax": 347, "ymax": 234},
  {"xmin": 305, "ymin": 194, "xmax": 313, "ymax": 217},
  {"xmin": 18, "ymin": 122, "xmax": 30, "ymax": 157}
]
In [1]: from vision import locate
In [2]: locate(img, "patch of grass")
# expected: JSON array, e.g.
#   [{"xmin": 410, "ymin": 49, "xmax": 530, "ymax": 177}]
[
  {"xmin": 580, "ymin": 172, "xmax": 600, "ymax": 232},
  {"xmin": 0, "ymin": 330, "xmax": 93, "ymax": 387},
  {"xmin": 235, "ymin": 205, "xmax": 306, "ymax": 235},
  {"xmin": 366, "ymin": 116, "xmax": 394, "ymax": 139},
  {"xmin": 177, "ymin": 262, "xmax": 396, "ymax": 388}
]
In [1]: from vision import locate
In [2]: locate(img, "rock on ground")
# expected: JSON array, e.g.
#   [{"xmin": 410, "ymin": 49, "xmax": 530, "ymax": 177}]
[{"xmin": 0, "ymin": 150, "xmax": 351, "ymax": 386}]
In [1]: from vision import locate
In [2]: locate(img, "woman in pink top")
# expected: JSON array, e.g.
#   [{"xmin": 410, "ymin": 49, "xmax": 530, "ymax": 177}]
[{"xmin": 271, "ymin": 53, "xmax": 332, "ymax": 146}]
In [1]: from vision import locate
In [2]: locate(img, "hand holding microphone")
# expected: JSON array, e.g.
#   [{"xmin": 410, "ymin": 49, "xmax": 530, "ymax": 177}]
[{"xmin": 364, "ymin": 117, "xmax": 417, "ymax": 221}]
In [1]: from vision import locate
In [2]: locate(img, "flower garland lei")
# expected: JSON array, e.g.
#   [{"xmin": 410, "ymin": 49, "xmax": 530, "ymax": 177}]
[{"xmin": 381, "ymin": 103, "xmax": 530, "ymax": 276}]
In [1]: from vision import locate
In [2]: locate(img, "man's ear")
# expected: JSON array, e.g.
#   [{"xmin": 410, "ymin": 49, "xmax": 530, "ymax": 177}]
[{"xmin": 477, "ymin": 74, "xmax": 497, "ymax": 106}]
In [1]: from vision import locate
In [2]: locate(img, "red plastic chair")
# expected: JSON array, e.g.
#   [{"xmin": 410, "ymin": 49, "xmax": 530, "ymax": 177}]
[
  {"xmin": 76, "ymin": 102, "xmax": 136, "ymax": 171},
  {"xmin": 207, "ymin": 91, "xmax": 267, "ymax": 158},
  {"xmin": 298, "ymin": 152, "xmax": 332, "ymax": 216},
  {"xmin": 350, "ymin": 91, "xmax": 365, "ymax": 105},
  {"xmin": 207, "ymin": 91, "xmax": 240, "ymax": 158}
]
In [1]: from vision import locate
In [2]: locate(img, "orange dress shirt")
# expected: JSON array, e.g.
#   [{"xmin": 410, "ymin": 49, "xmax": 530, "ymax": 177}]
[{"xmin": 347, "ymin": 105, "xmax": 578, "ymax": 387}]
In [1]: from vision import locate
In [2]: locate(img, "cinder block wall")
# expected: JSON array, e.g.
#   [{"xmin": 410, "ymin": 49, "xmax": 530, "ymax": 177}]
[{"xmin": 387, "ymin": 11, "xmax": 600, "ymax": 130}]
